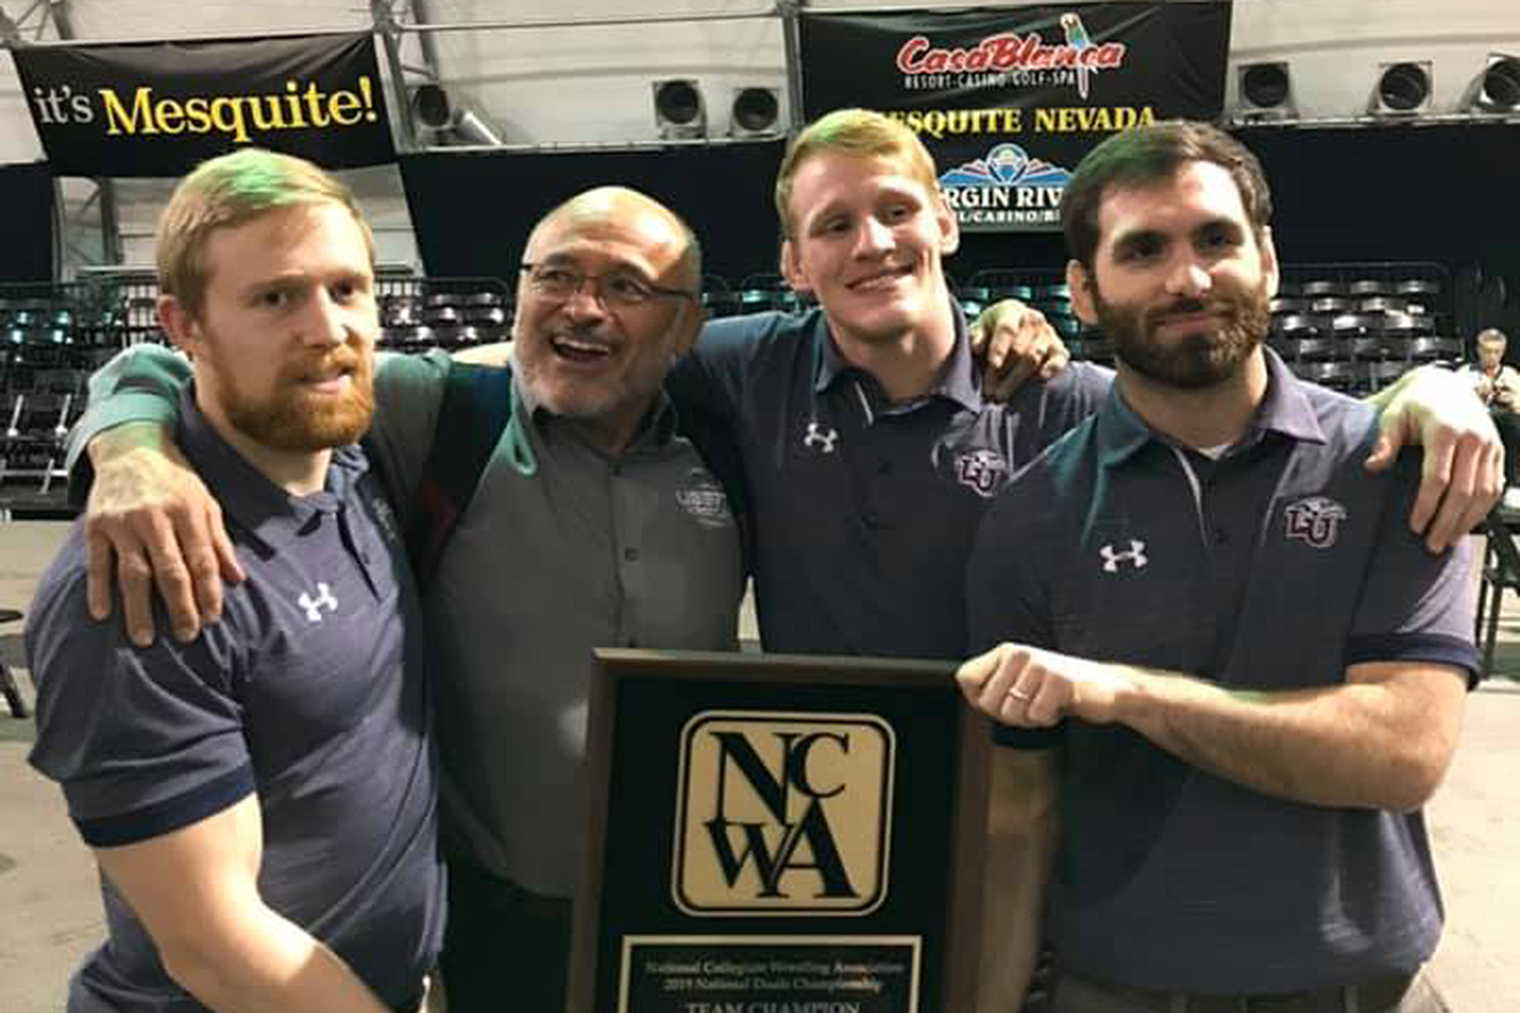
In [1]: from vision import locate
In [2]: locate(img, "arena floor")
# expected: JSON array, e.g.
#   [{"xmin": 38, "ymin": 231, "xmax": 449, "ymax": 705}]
[{"xmin": 2, "ymin": 520, "xmax": 1516, "ymax": 1012}]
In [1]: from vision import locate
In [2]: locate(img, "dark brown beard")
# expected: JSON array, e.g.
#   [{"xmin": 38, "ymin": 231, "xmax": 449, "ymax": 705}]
[
  {"xmin": 218, "ymin": 341, "xmax": 375, "ymax": 452},
  {"xmin": 1096, "ymin": 282, "xmax": 1271, "ymax": 390}
]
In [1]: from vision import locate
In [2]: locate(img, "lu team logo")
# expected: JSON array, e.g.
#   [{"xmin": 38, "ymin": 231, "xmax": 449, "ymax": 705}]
[
  {"xmin": 1284, "ymin": 496, "xmax": 1348, "ymax": 549},
  {"xmin": 672, "ymin": 711, "xmax": 894, "ymax": 916},
  {"xmin": 954, "ymin": 449, "xmax": 1010, "ymax": 497}
]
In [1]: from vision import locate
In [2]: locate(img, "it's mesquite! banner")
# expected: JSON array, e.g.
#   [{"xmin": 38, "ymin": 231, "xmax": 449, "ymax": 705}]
[{"xmin": 14, "ymin": 33, "xmax": 394, "ymax": 177}]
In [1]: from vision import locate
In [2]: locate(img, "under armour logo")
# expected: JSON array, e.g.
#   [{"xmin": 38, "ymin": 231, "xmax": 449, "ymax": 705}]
[
  {"xmin": 803, "ymin": 421, "xmax": 839, "ymax": 454},
  {"xmin": 298, "ymin": 582, "xmax": 338, "ymax": 623},
  {"xmin": 1099, "ymin": 540, "xmax": 1148, "ymax": 572}
]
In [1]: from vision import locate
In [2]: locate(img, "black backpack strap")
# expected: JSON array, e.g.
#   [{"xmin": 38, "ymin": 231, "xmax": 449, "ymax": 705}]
[{"xmin": 405, "ymin": 362, "xmax": 521, "ymax": 590}]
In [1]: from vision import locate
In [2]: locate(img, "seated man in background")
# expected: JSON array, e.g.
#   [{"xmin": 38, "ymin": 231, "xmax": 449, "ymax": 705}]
[
  {"xmin": 1459, "ymin": 326, "xmax": 1520, "ymax": 507},
  {"xmin": 960, "ymin": 120, "xmax": 1477, "ymax": 1013},
  {"xmin": 27, "ymin": 149, "xmax": 443, "ymax": 1012}
]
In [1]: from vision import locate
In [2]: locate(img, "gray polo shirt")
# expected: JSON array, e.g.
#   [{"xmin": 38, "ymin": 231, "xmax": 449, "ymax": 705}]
[
  {"xmin": 967, "ymin": 348, "xmax": 1478, "ymax": 992},
  {"xmin": 32, "ymin": 390, "xmax": 443, "ymax": 1012},
  {"xmin": 367, "ymin": 352, "xmax": 744, "ymax": 896}
]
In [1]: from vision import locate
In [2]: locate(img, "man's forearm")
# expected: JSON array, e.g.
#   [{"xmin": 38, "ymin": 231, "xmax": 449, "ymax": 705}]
[
  {"xmin": 1110, "ymin": 663, "xmax": 1464, "ymax": 812},
  {"xmin": 87, "ymin": 419, "xmax": 177, "ymax": 469},
  {"xmin": 68, "ymin": 343, "xmax": 190, "ymax": 472},
  {"xmin": 976, "ymin": 750, "xmax": 1057, "ymax": 1012},
  {"xmin": 162, "ymin": 901, "xmax": 392, "ymax": 1013}
]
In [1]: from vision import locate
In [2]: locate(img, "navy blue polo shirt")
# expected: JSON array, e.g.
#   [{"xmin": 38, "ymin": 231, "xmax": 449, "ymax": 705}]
[
  {"xmin": 28, "ymin": 390, "xmax": 443, "ymax": 1013},
  {"xmin": 671, "ymin": 304, "xmax": 1111, "ymax": 658},
  {"xmin": 967, "ymin": 349, "xmax": 1478, "ymax": 993}
]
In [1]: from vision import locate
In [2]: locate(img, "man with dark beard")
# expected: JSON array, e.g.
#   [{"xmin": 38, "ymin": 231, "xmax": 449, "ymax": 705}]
[
  {"xmin": 25, "ymin": 149, "xmax": 443, "ymax": 1013},
  {"xmin": 958, "ymin": 122, "xmax": 1476, "ymax": 1013}
]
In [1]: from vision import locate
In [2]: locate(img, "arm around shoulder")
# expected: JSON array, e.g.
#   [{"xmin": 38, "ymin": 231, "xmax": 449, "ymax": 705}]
[{"xmin": 68, "ymin": 342, "xmax": 193, "ymax": 473}]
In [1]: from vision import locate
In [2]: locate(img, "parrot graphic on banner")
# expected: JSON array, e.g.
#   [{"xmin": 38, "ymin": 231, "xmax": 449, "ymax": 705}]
[{"xmin": 1060, "ymin": 12, "xmax": 1096, "ymax": 99}]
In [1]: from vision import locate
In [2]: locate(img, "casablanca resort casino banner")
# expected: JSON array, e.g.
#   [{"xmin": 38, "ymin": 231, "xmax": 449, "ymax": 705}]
[
  {"xmin": 800, "ymin": 3, "xmax": 1232, "ymax": 232},
  {"xmin": 12, "ymin": 33, "xmax": 395, "ymax": 177}
]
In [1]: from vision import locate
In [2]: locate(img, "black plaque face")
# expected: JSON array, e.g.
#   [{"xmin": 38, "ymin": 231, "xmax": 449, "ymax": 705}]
[{"xmin": 568, "ymin": 650, "xmax": 991, "ymax": 1013}]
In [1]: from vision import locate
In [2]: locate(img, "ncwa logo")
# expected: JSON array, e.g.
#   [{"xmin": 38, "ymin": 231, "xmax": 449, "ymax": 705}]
[{"xmin": 672, "ymin": 711, "xmax": 894, "ymax": 916}]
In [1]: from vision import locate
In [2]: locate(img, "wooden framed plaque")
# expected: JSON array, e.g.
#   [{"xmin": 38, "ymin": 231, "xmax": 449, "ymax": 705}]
[{"xmin": 566, "ymin": 649, "xmax": 992, "ymax": 1013}]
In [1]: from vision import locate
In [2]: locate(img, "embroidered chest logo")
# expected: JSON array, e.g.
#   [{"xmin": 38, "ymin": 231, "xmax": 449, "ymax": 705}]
[
  {"xmin": 298, "ymin": 582, "xmax": 339, "ymax": 623},
  {"xmin": 954, "ymin": 449, "xmax": 1009, "ymax": 498},
  {"xmin": 675, "ymin": 468, "xmax": 734, "ymax": 530},
  {"xmin": 368, "ymin": 496, "xmax": 400, "ymax": 545},
  {"xmin": 1284, "ymin": 496, "xmax": 1348, "ymax": 549},
  {"xmin": 802, "ymin": 421, "xmax": 839, "ymax": 454},
  {"xmin": 1099, "ymin": 539, "xmax": 1148, "ymax": 572}
]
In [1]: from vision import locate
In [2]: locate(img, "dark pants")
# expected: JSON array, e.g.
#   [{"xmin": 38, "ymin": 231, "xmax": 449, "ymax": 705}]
[
  {"xmin": 439, "ymin": 861, "xmax": 573, "ymax": 1013},
  {"xmin": 1492, "ymin": 408, "xmax": 1520, "ymax": 487},
  {"xmin": 1049, "ymin": 968, "xmax": 1450, "ymax": 1013}
]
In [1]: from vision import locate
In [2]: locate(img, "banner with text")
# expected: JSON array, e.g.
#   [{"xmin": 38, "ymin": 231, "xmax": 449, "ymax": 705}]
[
  {"xmin": 12, "ymin": 33, "xmax": 394, "ymax": 177},
  {"xmin": 800, "ymin": 3, "xmax": 1231, "ymax": 232}
]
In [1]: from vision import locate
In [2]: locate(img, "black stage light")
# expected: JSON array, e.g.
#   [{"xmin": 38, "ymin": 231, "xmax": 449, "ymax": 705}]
[
  {"xmin": 1237, "ymin": 61, "xmax": 1294, "ymax": 121},
  {"xmin": 1475, "ymin": 55, "xmax": 1520, "ymax": 112},
  {"xmin": 1373, "ymin": 61, "xmax": 1432, "ymax": 115},
  {"xmin": 730, "ymin": 86, "xmax": 780, "ymax": 137},
  {"xmin": 410, "ymin": 84, "xmax": 452, "ymax": 129},
  {"xmin": 654, "ymin": 79, "xmax": 706, "ymax": 139}
]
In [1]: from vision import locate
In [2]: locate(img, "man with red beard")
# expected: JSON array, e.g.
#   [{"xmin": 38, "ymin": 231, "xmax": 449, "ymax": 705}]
[
  {"xmin": 959, "ymin": 122, "xmax": 1475, "ymax": 1012},
  {"xmin": 25, "ymin": 150, "xmax": 443, "ymax": 1013}
]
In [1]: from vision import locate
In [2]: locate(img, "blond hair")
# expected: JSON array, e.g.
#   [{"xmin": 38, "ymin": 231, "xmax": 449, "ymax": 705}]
[
  {"xmin": 156, "ymin": 148, "xmax": 374, "ymax": 318},
  {"xmin": 774, "ymin": 108, "xmax": 940, "ymax": 237}
]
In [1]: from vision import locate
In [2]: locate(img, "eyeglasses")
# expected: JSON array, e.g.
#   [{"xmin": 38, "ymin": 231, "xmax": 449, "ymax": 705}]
[{"xmin": 520, "ymin": 262, "xmax": 697, "ymax": 308}]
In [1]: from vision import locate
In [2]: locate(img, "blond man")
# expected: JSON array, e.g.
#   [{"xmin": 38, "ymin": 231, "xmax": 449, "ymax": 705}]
[{"xmin": 27, "ymin": 149, "xmax": 443, "ymax": 1013}]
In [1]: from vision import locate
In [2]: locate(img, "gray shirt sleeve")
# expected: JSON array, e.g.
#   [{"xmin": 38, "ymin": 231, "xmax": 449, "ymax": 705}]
[
  {"xmin": 364, "ymin": 349, "xmax": 450, "ymax": 512},
  {"xmin": 66, "ymin": 343, "xmax": 192, "ymax": 473}
]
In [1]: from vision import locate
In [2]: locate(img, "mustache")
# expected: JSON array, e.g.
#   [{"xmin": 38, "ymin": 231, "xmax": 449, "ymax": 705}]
[
  {"xmin": 279, "ymin": 345, "xmax": 369, "ymax": 382},
  {"xmin": 1144, "ymin": 297, "xmax": 1230, "ymax": 324}
]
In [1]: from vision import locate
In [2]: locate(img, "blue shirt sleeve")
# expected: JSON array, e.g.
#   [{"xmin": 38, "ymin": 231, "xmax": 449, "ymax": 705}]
[
  {"xmin": 669, "ymin": 316, "xmax": 771, "ymax": 569},
  {"xmin": 1344, "ymin": 452, "xmax": 1480, "ymax": 684},
  {"xmin": 26, "ymin": 537, "xmax": 254, "ymax": 847},
  {"xmin": 1004, "ymin": 360, "xmax": 1112, "ymax": 469}
]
